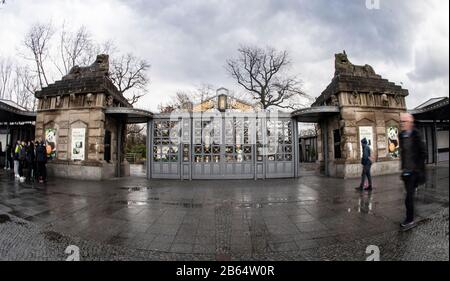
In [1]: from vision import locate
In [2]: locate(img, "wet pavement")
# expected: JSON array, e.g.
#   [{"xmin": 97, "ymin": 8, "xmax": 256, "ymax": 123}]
[{"xmin": 0, "ymin": 163, "xmax": 448, "ymax": 260}]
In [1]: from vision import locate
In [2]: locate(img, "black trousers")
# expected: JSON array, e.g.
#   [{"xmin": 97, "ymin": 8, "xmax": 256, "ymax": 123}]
[
  {"xmin": 360, "ymin": 163, "xmax": 372, "ymax": 187},
  {"xmin": 37, "ymin": 162, "xmax": 47, "ymax": 181},
  {"xmin": 402, "ymin": 172, "xmax": 418, "ymax": 222},
  {"xmin": 18, "ymin": 160, "xmax": 24, "ymax": 177},
  {"xmin": 26, "ymin": 162, "xmax": 34, "ymax": 182}
]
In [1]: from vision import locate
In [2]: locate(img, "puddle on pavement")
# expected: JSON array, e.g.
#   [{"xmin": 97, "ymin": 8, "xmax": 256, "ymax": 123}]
[
  {"xmin": 119, "ymin": 186, "xmax": 151, "ymax": 192},
  {"xmin": 115, "ymin": 199, "xmax": 203, "ymax": 208},
  {"xmin": 235, "ymin": 202, "xmax": 265, "ymax": 209},
  {"xmin": 234, "ymin": 197, "xmax": 319, "ymax": 209},
  {"xmin": 116, "ymin": 200, "xmax": 149, "ymax": 206},
  {"xmin": 163, "ymin": 201, "xmax": 203, "ymax": 208},
  {"xmin": 41, "ymin": 230, "xmax": 66, "ymax": 242},
  {"xmin": 0, "ymin": 214, "xmax": 11, "ymax": 223}
]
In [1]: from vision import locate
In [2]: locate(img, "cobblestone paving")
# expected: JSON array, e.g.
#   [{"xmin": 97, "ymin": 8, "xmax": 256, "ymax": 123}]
[{"xmin": 0, "ymin": 164, "xmax": 448, "ymax": 260}]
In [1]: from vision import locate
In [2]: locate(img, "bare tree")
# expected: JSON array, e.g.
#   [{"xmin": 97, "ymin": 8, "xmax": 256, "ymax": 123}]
[
  {"xmin": 157, "ymin": 84, "xmax": 218, "ymax": 113},
  {"xmin": 12, "ymin": 66, "xmax": 38, "ymax": 110},
  {"xmin": 23, "ymin": 22, "xmax": 54, "ymax": 88},
  {"xmin": 158, "ymin": 91, "xmax": 193, "ymax": 113},
  {"xmin": 21, "ymin": 22, "xmax": 150, "ymax": 106},
  {"xmin": 0, "ymin": 57, "xmax": 13, "ymax": 99},
  {"xmin": 0, "ymin": 57, "xmax": 37, "ymax": 110},
  {"xmin": 226, "ymin": 46, "xmax": 310, "ymax": 110},
  {"xmin": 109, "ymin": 53, "xmax": 150, "ymax": 105},
  {"xmin": 55, "ymin": 24, "xmax": 93, "ymax": 76}
]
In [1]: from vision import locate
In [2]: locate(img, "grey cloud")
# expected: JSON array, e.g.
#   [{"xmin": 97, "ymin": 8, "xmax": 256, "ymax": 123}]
[
  {"xmin": 1, "ymin": 0, "xmax": 447, "ymax": 110},
  {"xmin": 408, "ymin": 45, "xmax": 449, "ymax": 83}
]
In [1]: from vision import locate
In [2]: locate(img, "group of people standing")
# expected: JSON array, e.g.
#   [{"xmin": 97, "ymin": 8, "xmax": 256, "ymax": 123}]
[{"xmin": 5, "ymin": 139, "xmax": 48, "ymax": 184}]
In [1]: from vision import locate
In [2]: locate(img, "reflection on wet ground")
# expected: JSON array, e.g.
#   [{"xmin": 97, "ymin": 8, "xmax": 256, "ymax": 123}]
[{"xmin": 0, "ymin": 163, "xmax": 448, "ymax": 256}]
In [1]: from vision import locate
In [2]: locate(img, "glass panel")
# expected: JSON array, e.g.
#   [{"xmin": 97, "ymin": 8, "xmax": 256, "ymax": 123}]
[
  {"xmin": 152, "ymin": 119, "xmax": 181, "ymax": 162},
  {"xmin": 226, "ymin": 155, "xmax": 235, "ymax": 162}
]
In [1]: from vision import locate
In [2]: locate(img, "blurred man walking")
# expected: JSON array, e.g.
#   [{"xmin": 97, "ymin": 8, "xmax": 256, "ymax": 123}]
[{"xmin": 399, "ymin": 113, "xmax": 427, "ymax": 230}]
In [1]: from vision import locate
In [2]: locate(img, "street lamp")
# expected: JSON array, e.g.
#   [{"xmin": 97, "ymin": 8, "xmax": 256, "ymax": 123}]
[{"xmin": 218, "ymin": 93, "xmax": 228, "ymax": 112}]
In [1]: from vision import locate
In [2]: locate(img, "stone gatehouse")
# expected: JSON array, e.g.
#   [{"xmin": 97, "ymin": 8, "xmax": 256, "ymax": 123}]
[
  {"xmin": 34, "ymin": 54, "xmax": 140, "ymax": 180},
  {"xmin": 294, "ymin": 51, "xmax": 408, "ymax": 178}
]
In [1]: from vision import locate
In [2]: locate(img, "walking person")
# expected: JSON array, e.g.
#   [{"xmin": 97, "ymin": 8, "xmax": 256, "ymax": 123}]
[
  {"xmin": 34, "ymin": 140, "xmax": 40, "ymax": 181},
  {"xmin": 356, "ymin": 137, "xmax": 373, "ymax": 191},
  {"xmin": 6, "ymin": 144, "xmax": 13, "ymax": 171},
  {"xmin": 18, "ymin": 140, "xmax": 27, "ymax": 182},
  {"xmin": 25, "ymin": 141, "xmax": 35, "ymax": 183},
  {"xmin": 35, "ymin": 140, "xmax": 47, "ymax": 183},
  {"xmin": 399, "ymin": 113, "xmax": 427, "ymax": 230},
  {"xmin": 13, "ymin": 140, "xmax": 21, "ymax": 179}
]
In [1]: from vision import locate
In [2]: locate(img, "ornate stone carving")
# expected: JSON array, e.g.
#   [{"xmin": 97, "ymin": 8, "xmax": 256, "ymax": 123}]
[
  {"xmin": 62, "ymin": 54, "xmax": 109, "ymax": 80},
  {"xmin": 367, "ymin": 91, "xmax": 375, "ymax": 105},
  {"xmin": 330, "ymin": 94, "xmax": 339, "ymax": 106},
  {"xmin": 55, "ymin": 96, "xmax": 62, "ymax": 107},
  {"xmin": 106, "ymin": 95, "xmax": 114, "ymax": 107},
  {"xmin": 86, "ymin": 93, "xmax": 94, "ymax": 105},
  {"xmin": 349, "ymin": 91, "xmax": 359, "ymax": 105},
  {"xmin": 381, "ymin": 93, "xmax": 389, "ymax": 106},
  {"xmin": 334, "ymin": 51, "xmax": 379, "ymax": 78},
  {"xmin": 393, "ymin": 93, "xmax": 401, "ymax": 105}
]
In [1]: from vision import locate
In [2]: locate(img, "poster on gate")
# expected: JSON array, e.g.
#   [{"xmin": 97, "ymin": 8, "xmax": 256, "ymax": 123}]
[{"xmin": 71, "ymin": 128, "xmax": 86, "ymax": 161}]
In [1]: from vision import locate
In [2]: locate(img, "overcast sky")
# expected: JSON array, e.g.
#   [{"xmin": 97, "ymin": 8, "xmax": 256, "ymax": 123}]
[{"xmin": 1, "ymin": 0, "xmax": 448, "ymax": 111}]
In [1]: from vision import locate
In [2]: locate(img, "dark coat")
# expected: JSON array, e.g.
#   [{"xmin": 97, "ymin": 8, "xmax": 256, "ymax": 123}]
[
  {"xmin": 399, "ymin": 128, "xmax": 427, "ymax": 182},
  {"xmin": 35, "ymin": 144, "xmax": 47, "ymax": 163},
  {"xmin": 361, "ymin": 142, "xmax": 372, "ymax": 166}
]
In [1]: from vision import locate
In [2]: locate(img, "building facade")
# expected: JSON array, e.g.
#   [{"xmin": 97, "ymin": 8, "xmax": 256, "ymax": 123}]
[
  {"xmin": 33, "ymin": 54, "xmax": 136, "ymax": 180},
  {"xmin": 1, "ymin": 52, "xmax": 446, "ymax": 180},
  {"xmin": 294, "ymin": 51, "xmax": 409, "ymax": 178}
]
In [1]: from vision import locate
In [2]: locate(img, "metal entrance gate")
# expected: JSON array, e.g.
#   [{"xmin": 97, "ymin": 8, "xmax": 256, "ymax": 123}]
[{"xmin": 149, "ymin": 112, "xmax": 297, "ymax": 180}]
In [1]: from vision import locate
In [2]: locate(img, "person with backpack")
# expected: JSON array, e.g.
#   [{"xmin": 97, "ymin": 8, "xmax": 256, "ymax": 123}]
[
  {"xmin": 399, "ymin": 113, "xmax": 427, "ymax": 230},
  {"xmin": 356, "ymin": 137, "xmax": 373, "ymax": 191},
  {"xmin": 35, "ymin": 140, "xmax": 47, "ymax": 183}
]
